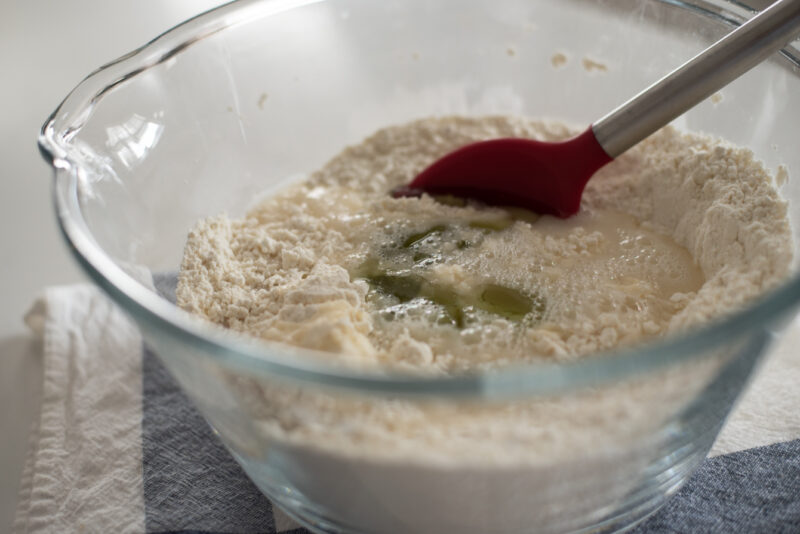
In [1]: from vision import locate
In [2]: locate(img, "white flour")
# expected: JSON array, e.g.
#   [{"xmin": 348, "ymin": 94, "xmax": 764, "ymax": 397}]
[
  {"xmin": 178, "ymin": 116, "xmax": 791, "ymax": 369},
  {"xmin": 176, "ymin": 116, "xmax": 792, "ymax": 533}
]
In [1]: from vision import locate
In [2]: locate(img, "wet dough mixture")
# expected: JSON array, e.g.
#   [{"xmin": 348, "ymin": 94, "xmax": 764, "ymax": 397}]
[{"xmin": 177, "ymin": 116, "xmax": 792, "ymax": 372}]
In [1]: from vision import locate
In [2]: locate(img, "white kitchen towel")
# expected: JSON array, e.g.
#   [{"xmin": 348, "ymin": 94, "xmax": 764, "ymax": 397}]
[
  {"xmin": 13, "ymin": 284, "xmax": 800, "ymax": 533},
  {"xmin": 14, "ymin": 286, "xmax": 146, "ymax": 534}
]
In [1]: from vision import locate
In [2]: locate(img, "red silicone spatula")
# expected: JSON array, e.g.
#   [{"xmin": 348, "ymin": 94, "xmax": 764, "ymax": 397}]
[{"xmin": 395, "ymin": 0, "xmax": 800, "ymax": 217}]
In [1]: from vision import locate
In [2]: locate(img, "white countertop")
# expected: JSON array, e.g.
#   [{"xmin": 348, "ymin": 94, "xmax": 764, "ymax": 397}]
[{"xmin": 0, "ymin": 2, "xmax": 223, "ymax": 530}]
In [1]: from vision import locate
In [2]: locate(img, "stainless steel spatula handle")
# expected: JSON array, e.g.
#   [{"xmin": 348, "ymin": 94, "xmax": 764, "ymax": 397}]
[{"xmin": 593, "ymin": 0, "xmax": 800, "ymax": 158}]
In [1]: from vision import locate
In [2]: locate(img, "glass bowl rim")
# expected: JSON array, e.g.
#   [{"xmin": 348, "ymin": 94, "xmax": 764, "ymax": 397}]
[{"xmin": 39, "ymin": 0, "xmax": 800, "ymax": 398}]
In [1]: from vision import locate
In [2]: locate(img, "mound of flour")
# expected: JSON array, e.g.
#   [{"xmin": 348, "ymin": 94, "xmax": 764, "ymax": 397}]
[{"xmin": 178, "ymin": 116, "xmax": 791, "ymax": 370}]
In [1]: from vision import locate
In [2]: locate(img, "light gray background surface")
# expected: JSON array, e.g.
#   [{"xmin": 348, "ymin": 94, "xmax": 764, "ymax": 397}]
[{"xmin": 0, "ymin": 2, "xmax": 222, "ymax": 530}]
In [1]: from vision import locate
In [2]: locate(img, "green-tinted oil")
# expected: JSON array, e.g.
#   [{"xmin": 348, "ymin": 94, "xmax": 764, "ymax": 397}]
[
  {"xmin": 469, "ymin": 218, "xmax": 514, "ymax": 231},
  {"xmin": 403, "ymin": 225, "xmax": 446, "ymax": 248},
  {"xmin": 357, "ymin": 208, "xmax": 545, "ymax": 327},
  {"xmin": 366, "ymin": 274, "xmax": 423, "ymax": 302},
  {"xmin": 425, "ymin": 284, "xmax": 466, "ymax": 328},
  {"xmin": 361, "ymin": 264, "xmax": 544, "ymax": 328},
  {"xmin": 478, "ymin": 284, "xmax": 534, "ymax": 320}
]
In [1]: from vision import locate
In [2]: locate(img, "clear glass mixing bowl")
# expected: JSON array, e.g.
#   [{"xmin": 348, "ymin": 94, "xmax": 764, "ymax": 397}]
[{"xmin": 40, "ymin": 0, "xmax": 800, "ymax": 532}]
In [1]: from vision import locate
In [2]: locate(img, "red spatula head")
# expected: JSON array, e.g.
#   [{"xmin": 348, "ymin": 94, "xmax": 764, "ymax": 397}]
[{"xmin": 394, "ymin": 126, "xmax": 613, "ymax": 218}]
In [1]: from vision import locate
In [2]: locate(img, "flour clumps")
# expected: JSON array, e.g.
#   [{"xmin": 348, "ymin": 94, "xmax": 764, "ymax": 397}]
[{"xmin": 177, "ymin": 116, "xmax": 792, "ymax": 372}]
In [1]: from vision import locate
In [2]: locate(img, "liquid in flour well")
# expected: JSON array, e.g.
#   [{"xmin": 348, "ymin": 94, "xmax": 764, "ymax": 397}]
[{"xmin": 352, "ymin": 204, "xmax": 703, "ymax": 333}]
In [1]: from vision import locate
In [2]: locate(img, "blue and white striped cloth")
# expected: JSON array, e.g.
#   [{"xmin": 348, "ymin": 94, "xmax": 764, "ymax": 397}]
[{"xmin": 13, "ymin": 284, "xmax": 800, "ymax": 533}]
